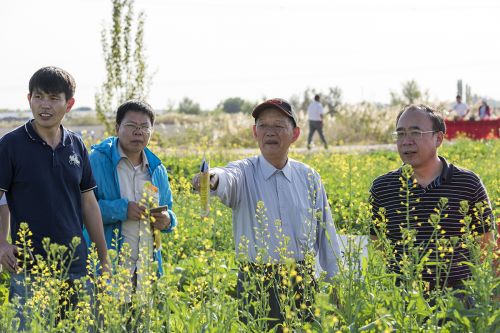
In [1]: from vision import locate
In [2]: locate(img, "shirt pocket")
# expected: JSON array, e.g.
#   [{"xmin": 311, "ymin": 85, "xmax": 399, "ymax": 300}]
[{"xmin": 296, "ymin": 203, "xmax": 318, "ymax": 245}]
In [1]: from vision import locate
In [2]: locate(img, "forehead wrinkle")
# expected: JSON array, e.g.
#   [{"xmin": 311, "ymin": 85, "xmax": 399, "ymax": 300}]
[{"xmin": 396, "ymin": 125, "xmax": 422, "ymax": 131}]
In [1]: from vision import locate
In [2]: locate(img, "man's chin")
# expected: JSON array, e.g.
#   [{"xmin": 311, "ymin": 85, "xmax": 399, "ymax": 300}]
[{"xmin": 123, "ymin": 145, "xmax": 145, "ymax": 154}]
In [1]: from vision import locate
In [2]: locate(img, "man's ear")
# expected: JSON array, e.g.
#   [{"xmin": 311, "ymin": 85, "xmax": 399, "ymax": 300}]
[
  {"xmin": 291, "ymin": 126, "xmax": 301, "ymax": 143},
  {"xmin": 436, "ymin": 131, "xmax": 444, "ymax": 148},
  {"xmin": 65, "ymin": 98, "xmax": 75, "ymax": 113},
  {"xmin": 252, "ymin": 125, "xmax": 257, "ymax": 139}
]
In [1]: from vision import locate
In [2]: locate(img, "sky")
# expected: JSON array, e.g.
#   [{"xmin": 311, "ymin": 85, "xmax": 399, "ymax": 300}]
[{"xmin": 1, "ymin": 0, "xmax": 499, "ymax": 111}]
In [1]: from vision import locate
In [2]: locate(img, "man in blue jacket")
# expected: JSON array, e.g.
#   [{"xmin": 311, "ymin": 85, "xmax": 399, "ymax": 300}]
[{"xmin": 84, "ymin": 100, "xmax": 176, "ymax": 289}]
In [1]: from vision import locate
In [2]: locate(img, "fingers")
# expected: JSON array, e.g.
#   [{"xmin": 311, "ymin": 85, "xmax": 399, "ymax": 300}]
[
  {"xmin": 210, "ymin": 174, "xmax": 219, "ymax": 189},
  {"xmin": 132, "ymin": 202, "xmax": 146, "ymax": 212},
  {"xmin": 192, "ymin": 172, "xmax": 218, "ymax": 191},
  {"xmin": 128, "ymin": 201, "xmax": 146, "ymax": 220},
  {"xmin": 191, "ymin": 174, "xmax": 200, "ymax": 191},
  {"xmin": 7, "ymin": 251, "xmax": 19, "ymax": 272},
  {"xmin": 151, "ymin": 211, "xmax": 170, "ymax": 230},
  {"xmin": 0, "ymin": 245, "xmax": 19, "ymax": 273},
  {"xmin": 152, "ymin": 220, "xmax": 170, "ymax": 230}
]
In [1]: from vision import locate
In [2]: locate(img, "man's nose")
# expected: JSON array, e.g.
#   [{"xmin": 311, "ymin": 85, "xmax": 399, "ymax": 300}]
[
  {"xmin": 400, "ymin": 135, "xmax": 414, "ymax": 145},
  {"xmin": 40, "ymin": 97, "xmax": 51, "ymax": 108},
  {"xmin": 132, "ymin": 128, "xmax": 143, "ymax": 136}
]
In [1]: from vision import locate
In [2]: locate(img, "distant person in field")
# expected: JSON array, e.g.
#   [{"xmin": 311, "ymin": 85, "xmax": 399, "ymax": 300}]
[
  {"xmin": 0, "ymin": 66, "xmax": 109, "ymax": 327},
  {"xmin": 83, "ymin": 100, "xmax": 176, "ymax": 292},
  {"xmin": 370, "ymin": 104, "xmax": 494, "ymax": 295},
  {"xmin": 306, "ymin": 94, "xmax": 328, "ymax": 149},
  {"xmin": 478, "ymin": 99, "xmax": 491, "ymax": 120},
  {"xmin": 191, "ymin": 98, "xmax": 340, "ymax": 330},
  {"xmin": 451, "ymin": 95, "xmax": 469, "ymax": 120}
]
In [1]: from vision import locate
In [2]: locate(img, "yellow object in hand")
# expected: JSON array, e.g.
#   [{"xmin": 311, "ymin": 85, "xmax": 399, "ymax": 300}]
[{"xmin": 200, "ymin": 157, "xmax": 210, "ymax": 217}]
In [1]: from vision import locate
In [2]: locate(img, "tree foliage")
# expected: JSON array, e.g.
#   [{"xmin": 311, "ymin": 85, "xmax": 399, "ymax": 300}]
[
  {"xmin": 178, "ymin": 97, "xmax": 201, "ymax": 114},
  {"xmin": 95, "ymin": 0, "xmax": 151, "ymax": 132},
  {"xmin": 457, "ymin": 79, "xmax": 463, "ymax": 98},
  {"xmin": 390, "ymin": 80, "xmax": 423, "ymax": 106},
  {"xmin": 218, "ymin": 97, "xmax": 253, "ymax": 114}
]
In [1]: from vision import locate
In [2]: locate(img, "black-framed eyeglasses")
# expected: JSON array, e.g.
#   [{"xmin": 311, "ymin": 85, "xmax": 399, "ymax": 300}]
[
  {"xmin": 122, "ymin": 123, "xmax": 153, "ymax": 135},
  {"xmin": 392, "ymin": 130, "xmax": 437, "ymax": 141}
]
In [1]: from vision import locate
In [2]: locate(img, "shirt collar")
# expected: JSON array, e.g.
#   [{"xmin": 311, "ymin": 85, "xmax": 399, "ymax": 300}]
[
  {"xmin": 400, "ymin": 155, "xmax": 453, "ymax": 189},
  {"xmin": 258, "ymin": 155, "xmax": 292, "ymax": 182},
  {"xmin": 24, "ymin": 120, "xmax": 70, "ymax": 147},
  {"xmin": 117, "ymin": 143, "xmax": 149, "ymax": 169},
  {"xmin": 437, "ymin": 156, "xmax": 453, "ymax": 184}
]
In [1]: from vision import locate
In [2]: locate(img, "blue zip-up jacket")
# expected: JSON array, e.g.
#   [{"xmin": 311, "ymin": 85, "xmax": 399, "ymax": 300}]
[{"xmin": 83, "ymin": 136, "xmax": 176, "ymax": 275}]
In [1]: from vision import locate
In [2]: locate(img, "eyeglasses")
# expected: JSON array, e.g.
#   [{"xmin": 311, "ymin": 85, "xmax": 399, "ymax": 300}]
[
  {"xmin": 122, "ymin": 123, "xmax": 153, "ymax": 135},
  {"xmin": 392, "ymin": 130, "xmax": 437, "ymax": 141},
  {"xmin": 256, "ymin": 124, "xmax": 291, "ymax": 133}
]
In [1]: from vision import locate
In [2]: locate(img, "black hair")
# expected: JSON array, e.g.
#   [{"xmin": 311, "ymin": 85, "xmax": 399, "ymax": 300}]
[
  {"xmin": 314, "ymin": 94, "xmax": 320, "ymax": 101},
  {"xmin": 28, "ymin": 66, "xmax": 76, "ymax": 101},
  {"xmin": 116, "ymin": 100, "xmax": 155, "ymax": 126},
  {"xmin": 396, "ymin": 104, "xmax": 446, "ymax": 134}
]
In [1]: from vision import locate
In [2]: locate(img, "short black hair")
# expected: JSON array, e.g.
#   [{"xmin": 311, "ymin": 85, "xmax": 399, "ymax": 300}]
[
  {"xmin": 116, "ymin": 100, "xmax": 155, "ymax": 126},
  {"xmin": 29, "ymin": 66, "xmax": 76, "ymax": 101},
  {"xmin": 396, "ymin": 104, "xmax": 446, "ymax": 134},
  {"xmin": 456, "ymin": 95, "xmax": 462, "ymax": 99},
  {"xmin": 314, "ymin": 94, "xmax": 320, "ymax": 101}
]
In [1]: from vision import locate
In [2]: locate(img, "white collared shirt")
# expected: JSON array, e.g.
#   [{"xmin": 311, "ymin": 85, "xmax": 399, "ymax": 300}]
[
  {"xmin": 116, "ymin": 144, "xmax": 153, "ymax": 280},
  {"xmin": 212, "ymin": 155, "xmax": 340, "ymax": 279}
]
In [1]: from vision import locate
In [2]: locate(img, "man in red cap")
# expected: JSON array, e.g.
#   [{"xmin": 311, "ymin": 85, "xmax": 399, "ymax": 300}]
[{"xmin": 192, "ymin": 98, "xmax": 340, "ymax": 331}]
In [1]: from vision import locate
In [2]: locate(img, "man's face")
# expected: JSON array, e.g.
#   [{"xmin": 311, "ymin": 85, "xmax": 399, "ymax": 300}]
[
  {"xmin": 396, "ymin": 108, "xmax": 443, "ymax": 169},
  {"xmin": 116, "ymin": 111, "xmax": 153, "ymax": 157},
  {"xmin": 253, "ymin": 108, "xmax": 300, "ymax": 161},
  {"xmin": 28, "ymin": 89, "xmax": 74, "ymax": 130},
  {"xmin": 456, "ymin": 96, "xmax": 462, "ymax": 103}
]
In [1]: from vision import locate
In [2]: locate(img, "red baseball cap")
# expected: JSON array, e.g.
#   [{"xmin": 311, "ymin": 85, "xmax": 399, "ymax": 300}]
[{"xmin": 252, "ymin": 98, "xmax": 297, "ymax": 127}]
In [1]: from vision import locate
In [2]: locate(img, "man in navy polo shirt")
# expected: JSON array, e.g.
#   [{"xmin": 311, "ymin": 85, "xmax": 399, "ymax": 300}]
[{"xmin": 0, "ymin": 67, "xmax": 109, "ymax": 325}]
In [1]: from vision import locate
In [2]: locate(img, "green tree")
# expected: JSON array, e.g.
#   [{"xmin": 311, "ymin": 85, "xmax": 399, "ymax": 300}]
[
  {"xmin": 465, "ymin": 84, "xmax": 472, "ymax": 104},
  {"xmin": 390, "ymin": 80, "xmax": 422, "ymax": 105},
  {"xmin": 178, "ymin": 97, "xmax": 201, "ymax": 114},
  {"xmin": 218, "ymin": 97, "xmax": 253, "ymax": 114},
  {"xmin": 95, "ymin": 0, "xmax": 151, "ymax": 132},
  {"xmin": 457, "ymin": 79, "xmax": 463, "ymax": 98},
  {"xmin": 324, "ymin": 86, "xmax": 343, "ymax": 115}
]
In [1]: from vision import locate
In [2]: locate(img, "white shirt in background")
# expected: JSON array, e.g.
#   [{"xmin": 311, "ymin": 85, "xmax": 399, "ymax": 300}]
[
  {"xmin": 453, "ymin": 102, "xmax": 469, "ymax": 118},
  {"xmin": 307, "ymin": 100, "xmax": 325, "ymax": 121}
]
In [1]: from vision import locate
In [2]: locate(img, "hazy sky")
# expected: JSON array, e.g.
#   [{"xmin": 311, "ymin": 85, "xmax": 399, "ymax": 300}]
[{"xmin": 1, "ymin": 0, "xmax": 499, "ymax": 110}]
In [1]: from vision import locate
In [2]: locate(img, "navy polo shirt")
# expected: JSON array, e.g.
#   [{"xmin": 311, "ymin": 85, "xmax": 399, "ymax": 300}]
[{"xmin": 0, "ymin": 121, "xmax": 96, "ymax": 276}]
